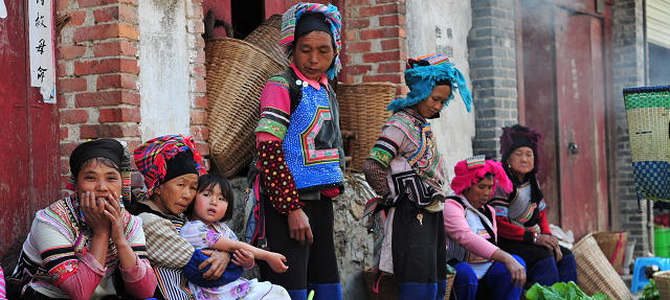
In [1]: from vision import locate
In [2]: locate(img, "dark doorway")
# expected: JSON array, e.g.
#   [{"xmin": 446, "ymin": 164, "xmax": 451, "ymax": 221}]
[{"xmin": 231, "ymin": 0, "xmax": 264, "ymax": 39}]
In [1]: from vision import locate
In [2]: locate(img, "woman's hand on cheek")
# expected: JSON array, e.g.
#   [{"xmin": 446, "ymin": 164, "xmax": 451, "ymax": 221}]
[
  {"xmin": 80, "ymin": 191, "xmax": 111, "ymax": 236},
  {"xmin": 102, "ymin": 192, "xmax": 126, "ymax": 245}
]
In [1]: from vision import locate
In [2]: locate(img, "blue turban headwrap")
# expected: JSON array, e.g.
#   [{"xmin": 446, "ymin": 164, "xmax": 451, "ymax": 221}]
[{"xmin": 387, "ymin": 54, "xmax": 472, "ymax": 113}]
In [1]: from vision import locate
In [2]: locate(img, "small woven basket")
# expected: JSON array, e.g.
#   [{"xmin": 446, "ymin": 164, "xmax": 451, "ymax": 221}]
[
  {"xmin": 337, "ymin": 82, "xmax": 397, "ymax": 171},
  {"xmin": 653, "ymin": 270, "xmax": 670, "ymax": 298},
  {"xmin": 572, "ymin": 233, "xmax": 632, "ymax": 300},
  {"xmin": 244, "ymin": 14, "xmax": 289, "ymax": 67},
  {"xmin": 592, "ymin": 231, "xmax": 628, "ymax": 274},
  {"xmin": 204, "ymin": 38, "xmax": 284, "ymax": 177}
]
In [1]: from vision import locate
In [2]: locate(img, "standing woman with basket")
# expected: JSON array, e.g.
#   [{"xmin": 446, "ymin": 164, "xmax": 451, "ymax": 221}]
[
  {"xmin": 250, "ymin": 2, "xmax": 345, "ymax": 299},
  {"xmin": 362, "ymin": 54, "xmax": 472, "ymax": 299},
  {"xmin": 489, "ymin": 124, "xmax": 578, "ymax": 286}
]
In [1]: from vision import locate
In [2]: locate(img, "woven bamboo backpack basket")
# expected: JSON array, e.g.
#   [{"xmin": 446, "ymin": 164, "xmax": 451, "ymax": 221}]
[
  {"xmin": 337, "ymin": 82, "xmax": 397, "ymax": 171},
  {"xmin": 244, "ymin": 14, "xmax": 289, "ymax": 67},
  {"xmin": 204, "ymin": 38, "xmax": 284, "ymax": 177},
  {"xmin": 572, "ymin": 233, "xmax": 632, "ymax": 299}
]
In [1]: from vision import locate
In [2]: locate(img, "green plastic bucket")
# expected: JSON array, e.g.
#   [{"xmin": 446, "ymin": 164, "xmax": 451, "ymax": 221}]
[{"xmin": 655, "ymin": 227, "xmax": 670, "ymax": 257}]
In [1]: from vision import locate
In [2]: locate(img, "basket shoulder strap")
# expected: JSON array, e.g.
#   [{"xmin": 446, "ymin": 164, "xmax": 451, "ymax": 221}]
[{"xmin": 275, "ymin": 68, "xmax": 303, "ymax": 114}]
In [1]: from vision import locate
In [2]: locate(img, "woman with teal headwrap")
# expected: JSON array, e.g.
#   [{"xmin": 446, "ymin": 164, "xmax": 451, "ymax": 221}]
[{"xmin": 363, "ymin": 54, "xmax": 472, "ymax": 300}]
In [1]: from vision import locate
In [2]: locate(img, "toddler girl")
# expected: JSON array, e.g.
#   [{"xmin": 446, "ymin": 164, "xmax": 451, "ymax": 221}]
[{"xmin": 181, "ymin": 174, "xmax": 290, "ymax": 299}]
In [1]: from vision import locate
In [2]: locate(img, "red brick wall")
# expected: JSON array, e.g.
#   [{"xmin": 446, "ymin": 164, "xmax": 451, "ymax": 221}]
[
  {"xmin": 187, "ymin": 0, "xmax": 209, "ymax": 157},
  {"xmin": 56, "ymin": 0, "xmax": 141, "ymax": 192},
  {"xmin": 261, "ymin": 0, "xmax": 404, "ymax": 88},
  {"xmin": 340, "ymin": 0, "xmax": 406, "ymax": 88},
  {"xmin": 56, "ymin": 0, "xmax": 207, "ymax": 188}
]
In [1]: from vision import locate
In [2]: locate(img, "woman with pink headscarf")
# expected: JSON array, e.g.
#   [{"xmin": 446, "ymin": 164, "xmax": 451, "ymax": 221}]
[{"xmin": 444, "ymin": 155, "xmax": 526, "ymax": 299}]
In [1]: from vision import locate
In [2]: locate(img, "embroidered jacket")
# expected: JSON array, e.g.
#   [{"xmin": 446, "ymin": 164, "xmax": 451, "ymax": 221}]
[
  {"xmin": 13, "ymin": 195, "xmax": 152, "ymax": 299},
  {"xmin": 490, "ymin": 181, "xmax": 552, "ymax": 244},
  {"xmin": 365, "ymin": 108, "xmax": 446, "ymax": 209},
  {"xmin": 255, "ymin": 65, "xmax": 345, "ymax": 194}
]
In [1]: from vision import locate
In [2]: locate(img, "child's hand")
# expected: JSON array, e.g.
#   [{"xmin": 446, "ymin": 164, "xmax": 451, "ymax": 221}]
[
  {"xmin": 267, "ymin": 252, "xmax": 289, "ymax": 274},
  {"xmin": 232, "ymin": 249, "xmax": 255, "ymax": 269}
]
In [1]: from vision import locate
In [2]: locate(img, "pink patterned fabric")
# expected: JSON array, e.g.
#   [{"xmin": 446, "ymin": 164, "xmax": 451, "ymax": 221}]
[
  {"xmin": 450, "ymin": 157, "xmax": 512, "ymax": 196},
  {"xmin": 0, "ymin": 267, "xmax": 5, "ymax": 300}
]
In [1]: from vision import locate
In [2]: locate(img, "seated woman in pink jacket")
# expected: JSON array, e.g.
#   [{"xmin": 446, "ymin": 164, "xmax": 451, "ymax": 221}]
[{"xmin": 444, "ymin": 156, "xmax": 525, "ymax": 300}]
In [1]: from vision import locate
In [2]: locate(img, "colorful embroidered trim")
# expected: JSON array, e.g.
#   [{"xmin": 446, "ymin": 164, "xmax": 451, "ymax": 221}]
[{"xmin": 256, "ymin": 107, "xmax": 291, "ymax": 140}]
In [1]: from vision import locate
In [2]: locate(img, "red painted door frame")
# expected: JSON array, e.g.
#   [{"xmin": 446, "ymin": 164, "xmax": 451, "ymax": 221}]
[
  {"xmin": 517, "ymin": 0, "xmax": 611, "ymax": 239},
  {"xmin": 0, "ymin": 1, "xmax": 60, "ymax": 257}
]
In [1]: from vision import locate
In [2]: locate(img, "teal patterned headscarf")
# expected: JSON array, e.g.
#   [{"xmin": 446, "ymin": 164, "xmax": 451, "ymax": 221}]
[{"xmin": 388, "ymin": 54, "xmax": 472, "ymax": 112}]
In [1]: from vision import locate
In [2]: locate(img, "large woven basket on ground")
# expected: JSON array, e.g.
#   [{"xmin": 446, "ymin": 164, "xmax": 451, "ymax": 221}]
[
  {"xmin": 338, "ymin": 82, "xmax": 396, "ymax": 171},
  {"xmin": 572, "ymin": 233, "xmax": 632, "ymax": 299},
  {"xmin": 623, "ymin": 85, "xmax": 670, "ymax": 201},
  {"xmin": 653, "ymin": 270, "xmax": 670, "ymax": 298},
  {"xmin": 591, "ymin": 231, "xmax": 628, "ymax": 274},
  {"xmin": 244, "ymin": 14, "xmax": 289, "ymax": 67},
  {"xmin": 204, "ymin": 38, "xmax": 284, "ymax": 177}
]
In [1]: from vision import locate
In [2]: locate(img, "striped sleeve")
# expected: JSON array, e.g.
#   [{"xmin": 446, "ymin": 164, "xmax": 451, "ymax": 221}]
[
  {"xmin": 256, "ymin": 76, "xmax": 292, "ymax": 141},
  {"xmin": 31, "ymin": 216, "xmax": 81, "ymax": 285},
  {"xmin": 138, "ymin": 213, "xmax": 194, "ymax": 269},
  {"xmin": 367, "ymin": 125, "xmax": 405, "ymax": 168},
  {"xmin": 123, "ymin": 211, "xmax": 150, "ymax": 263}
]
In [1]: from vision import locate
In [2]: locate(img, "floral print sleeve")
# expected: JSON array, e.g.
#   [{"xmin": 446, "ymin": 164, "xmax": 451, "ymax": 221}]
[{"xmin": 181, "ymin": 220, "xmax": 222, "ymax": 249}]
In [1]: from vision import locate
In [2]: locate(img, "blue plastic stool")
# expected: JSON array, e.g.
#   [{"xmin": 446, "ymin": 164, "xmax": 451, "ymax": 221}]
[{"xmin": 631, "ymin": 257, "xmax": 670, "ymax": 293}]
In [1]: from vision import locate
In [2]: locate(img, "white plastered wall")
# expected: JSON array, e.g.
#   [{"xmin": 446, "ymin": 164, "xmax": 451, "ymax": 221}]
[
  {"xmin": 406, "ymin": 0, "xmax": 475, "ymax": 189},
  {"xmin": 138, "ymin": 0, "xmax": 191, "ymax": 140}
]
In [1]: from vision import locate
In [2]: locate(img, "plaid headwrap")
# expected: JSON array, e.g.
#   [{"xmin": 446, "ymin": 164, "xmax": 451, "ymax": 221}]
[
  {"xmin": 450, "ymin": 155, "xmax": 512, "ymax": 196},
  {"xmin": 133, "ymin": 135, "xmax": 206, "ymax": 195},
  {"xmin": 388, "ymin": 53, "xmax": 472, "ymax": 113},
  {"xmin": 280, "ymin": 2, "xmax": 342, "ymax": 79}
]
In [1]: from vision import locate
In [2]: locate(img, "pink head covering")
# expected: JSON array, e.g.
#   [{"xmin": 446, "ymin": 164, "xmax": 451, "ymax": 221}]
[{"xmin": 450, "ymin": 155, "xmax": 513, "ymax": 196}]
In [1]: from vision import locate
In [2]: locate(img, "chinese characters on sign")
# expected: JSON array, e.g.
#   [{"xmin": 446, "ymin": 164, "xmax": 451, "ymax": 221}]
[{"xmin": 29, "ymin": 0, "xmax": 56, "ymax": 103}]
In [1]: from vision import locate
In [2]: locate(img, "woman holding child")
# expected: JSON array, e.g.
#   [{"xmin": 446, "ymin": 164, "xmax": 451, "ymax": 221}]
[
  {"xmin": 129, "ymin": 135, "xmax": 230, "ymax": 300},
  {"xmin": 130, "ymin": 134, "xmax": 288, "ymax": 300}
]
